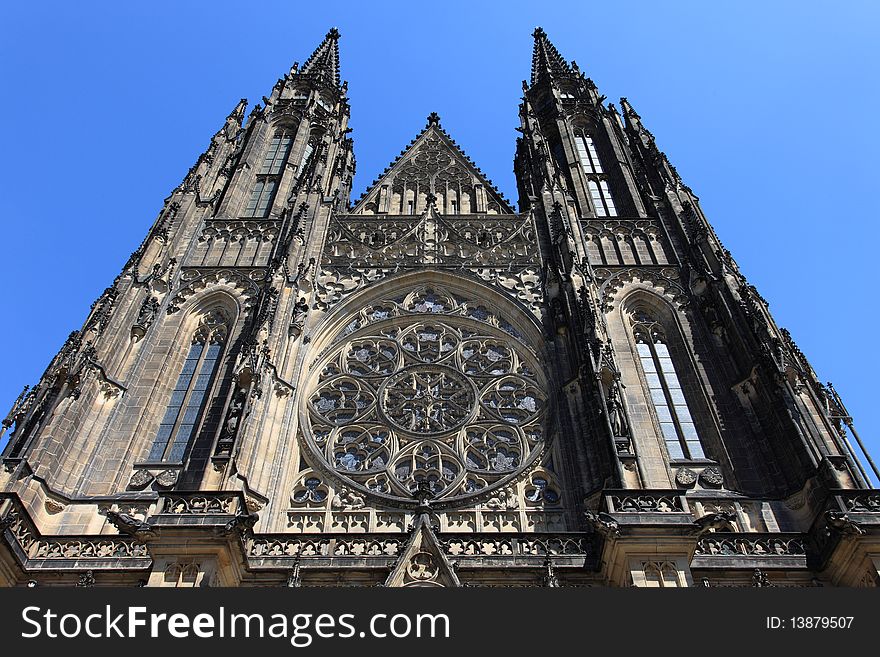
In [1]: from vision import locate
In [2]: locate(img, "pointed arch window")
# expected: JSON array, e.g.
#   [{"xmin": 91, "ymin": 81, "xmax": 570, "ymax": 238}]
[
  {"xmin": 243, "ymin": 180, "xmax": 277, "ymax": 218},
  {"xmin": 588, "ymin": 180, "xmax": 617, "ymax": 217},
  {"xmin": 259, "ymin": 129, "xmax": 294, "ymax": 175},
  {"xmin": 243, "ymin": 127, "xmax": 294, "ymax": 217},
  {"xmin": 631, "ymin": 310, "xmax": 704, "ymax": 460},
  {"xmin": 575, "ymin": 129, "xmax": 617, "ymax": 217},
  {"xmin": 574, "ymin": 133, "xmax": 603, "ymax": 173},
  {"xmin": 147, "ymin": 309, "xmax": 229, "ymax": 462}
]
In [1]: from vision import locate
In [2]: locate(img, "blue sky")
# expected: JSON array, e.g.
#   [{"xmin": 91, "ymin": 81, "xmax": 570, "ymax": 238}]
[{"xmin": 1, "ymin": 1, "xmax": 878, "ymax": 482}]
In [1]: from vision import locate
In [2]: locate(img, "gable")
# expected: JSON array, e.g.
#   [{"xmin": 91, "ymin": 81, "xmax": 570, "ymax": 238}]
[{"xmin": 352, "ymin": 120, "xmax": 515, "ymax": 215}]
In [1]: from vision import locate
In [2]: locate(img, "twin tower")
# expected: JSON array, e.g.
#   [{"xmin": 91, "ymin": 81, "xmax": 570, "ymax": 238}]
[{"xmin": 1, "ymin": 29, "xmax": 878, "ymax": 588}]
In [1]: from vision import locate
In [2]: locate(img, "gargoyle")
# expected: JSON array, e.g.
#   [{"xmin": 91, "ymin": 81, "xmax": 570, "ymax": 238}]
[{"xmin": 104, "ymin": 510, "xmax": 156, "ymax": 539}]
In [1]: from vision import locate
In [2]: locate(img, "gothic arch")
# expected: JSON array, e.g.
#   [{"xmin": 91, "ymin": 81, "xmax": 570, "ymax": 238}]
[
  {"xmin": 298, "ymin": 271, "xmax": 553, "ymax": 509},
  {"xmin": 615, "ymin": 287, "xmax": 722, "ymax": 468},
  {"xmin": 135, "ymin": 291, "xmax": 241, "ymax": 466},
  {"xmin": 308, "ymin": 270, "xmax": 547, "ymax": 355},
  {"xmin": 599, "ymin": 268, "xmax": 688, "ymax": 313}
]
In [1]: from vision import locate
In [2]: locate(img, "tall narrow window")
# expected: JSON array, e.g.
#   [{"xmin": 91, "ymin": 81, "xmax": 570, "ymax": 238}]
[
  {"xmin": 243, "ymin": 128, "xmax": 293, "ymax": 217},
  {"xmin": 632, "ymin": 310, "xmax": 704, "ymax": 460},
  {"xmin": 575, "ymin": 134, "xmax": 603, "ymax": 173},
  {"xmin": 576, "ymin": 129, "xmax": 617, "ymax": 217},
  {"xmin": 589, "ymin": 180, "xmax": 618, "ymax": 217},
  {"xmin": 148, "ymin": 309, "xmax": 229, "ymax": 462},
  {"xmin": 259, "ymin": 130, "xmax": 294, "ymax": 175},
  {"xmin": 243, "ymin": 180, "xmax": 278, "ymax": 218}
]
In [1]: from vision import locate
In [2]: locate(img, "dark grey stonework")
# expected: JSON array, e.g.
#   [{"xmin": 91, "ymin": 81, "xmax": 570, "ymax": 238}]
[{"xmin": 1, "ymin": 28, "xmax": 878, "ymax": 588}]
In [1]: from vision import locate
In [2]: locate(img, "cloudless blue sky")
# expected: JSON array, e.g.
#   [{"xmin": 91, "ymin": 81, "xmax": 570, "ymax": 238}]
[{"xmin": 1, "ymin": 1, "xmax": 878, "ymax": 482}]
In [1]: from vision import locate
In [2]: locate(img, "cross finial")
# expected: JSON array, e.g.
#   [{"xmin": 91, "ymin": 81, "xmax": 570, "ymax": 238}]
[
  {"xmin": 426, "ymin": 111, "xmax": 441, "ymax": 127},
  {"xmin": 532, "ymin": 26, "xmax": 545, "ymax": 38}
]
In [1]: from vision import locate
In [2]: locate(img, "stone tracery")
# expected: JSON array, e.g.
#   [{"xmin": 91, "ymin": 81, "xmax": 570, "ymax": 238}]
[{"xmin": 301, "ymin": 282, "xmax": 548, "ymax": 503}]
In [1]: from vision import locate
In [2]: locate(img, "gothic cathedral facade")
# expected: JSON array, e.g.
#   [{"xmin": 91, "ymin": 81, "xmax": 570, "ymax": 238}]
[{"xmin": 1, "ymin": 29, "xmax": 878, "ymax": 588}]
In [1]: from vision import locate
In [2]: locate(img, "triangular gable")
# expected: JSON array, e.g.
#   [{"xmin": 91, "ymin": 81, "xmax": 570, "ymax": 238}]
[
  {"xmin": 384, "ymin": 514, "xmax": 461, "ymax": 588},
  {"xmin": 352, "ymin": 115, "xmax": 515, "ymax": 215}
]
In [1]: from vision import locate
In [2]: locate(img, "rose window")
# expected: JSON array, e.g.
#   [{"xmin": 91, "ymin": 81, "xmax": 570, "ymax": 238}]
[
  {"xmin": 301, "ymin": 284, "xmax": 548, "ymax": 504},
  {"xmin": 380, "ymin": 366, "xmax": 476, "ymax": 435}
]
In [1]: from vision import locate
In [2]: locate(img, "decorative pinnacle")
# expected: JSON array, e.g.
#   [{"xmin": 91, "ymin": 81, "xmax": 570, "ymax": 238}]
[
  {"xmin": 530, "ymin": 26, "xmax": 572, "ymax": 86},
  {"xmin": 298, "ymin": 28, "xmax": 342, "ymax": 87},
  {"xmin": 426, "ymin": 111, "xmax": 441, "ymax": 127}
]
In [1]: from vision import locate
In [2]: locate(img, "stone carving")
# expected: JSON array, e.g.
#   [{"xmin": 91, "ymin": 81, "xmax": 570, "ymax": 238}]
[
  {"xmin": 105, "ymin": 510, "xmax": 156, "ymax": 539},
  {"xmin": 302, "ymin": 283, "xmax": 547, "ymax": 503},
  {"xmin": 699, "ymin": 466, "xmax": 724, "ymax": 488},
  {"xmin": 596, "ymin": 267, "xmax": 688, "ymax": 312},
  {"xmin": 675, "ymin": 467, "xmax": 697, "ymax": 487},
  {"xmin": 131, "ymin": 296, "xmax": 160, "ymax": 340},
  {"xmin": 695, "ymin": 535, "xmax": 806, "ymax": 556},
  {"xmin": 291, "ymin": 475, "xmax": 329, "ymax": 507},
  {"xmin": 44, "ymin": 499, "xmax": 65, "ymax": 514},
  {"xmin": 541, "ymin": 557, "xmax": 560, "ymax": 587},
  {"xmin": 605, "ymin": 384, "xmax": 628, "ymax": 437},
  {"xmin": 752, "ymin": 569, "xmax": 773, "ymax": 587},
  {"xmin": 3, "ymin": 505, "xmax": 149, "ymax": 562},
  {"xmin": 289, "ymin": 296, "xmax": 310, "ymax": 338},
  {"xmin": 580, "ymin": 219, "xmax": 669, "ymax": 266},
  {"xmin": 332, "ymin": 488, "xmax": 366, "ymax": 510},
  {"xmin": 166, "ymin": 268, "xmax": 264, "ymax": 315},
  {"xmin": 76, "ymin": 570, "xmax": 96, "ymax": 587},
  {"xmin": 216, "ymin": 387, "xmax": 247, "ymax": 458},
  {"xmin": 824, "ymin": 510, "xmax": 865, "ymax": 536},
  {"xmin": 215, "ymin": 512, "xmax": 259, "ymax": 537},
  {"xmin": 155, "ymin": 469, "xmax": 179, "ymax": 489},
  {"xmin": 128, "ymin": 469, "xmax": 154, "ymax": 491},
  {"xmin": 583, "ymin": 510, "xmax": 620, "ymax": 538},
  {"xmin": 692, "ymin": 511, "xmax": 736, "ymax": 533},
  {"xmin": 162, "ymin": 494, "xmax": 240, "ymax": 515},
  {"xmin": 609, "ymin": 493, "xmax": 684, "ymax": 513}
]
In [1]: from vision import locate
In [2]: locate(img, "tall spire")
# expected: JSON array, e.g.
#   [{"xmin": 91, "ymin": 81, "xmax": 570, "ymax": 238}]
[
  {"xmin": 530, "ymin": 27, "xmax": 571, "ymax": 86},
  {"xmin": 299, "ymin": 27, "xmax": 341, "ymax": 87}
]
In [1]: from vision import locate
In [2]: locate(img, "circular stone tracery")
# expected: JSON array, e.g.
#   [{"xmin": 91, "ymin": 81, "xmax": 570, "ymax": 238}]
[
  {"xmin": 379, "ymin": 365, "xmax": 476, "ymax": 436},
  {"xmin": 300, "ymin": 283, "xmax": 549, "ymax": 504}
]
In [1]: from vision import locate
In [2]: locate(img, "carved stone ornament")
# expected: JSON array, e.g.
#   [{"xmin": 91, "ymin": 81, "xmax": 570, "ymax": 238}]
[
  {"xmin": 699, "ymin": 466, "xmax": 724, "ymax": 488},
  {"xmin": 76, "ymin": 570, "xmax": 96, "ymax": 588},
  {"xmin": 675, "ymin": 467, "xmax": 698, "ymax": 488},
  {"xmin": 155, "ymin": 469, "xmax": 179, "ymax": 489},
  {"xmin": 406, "ymin": 551, "xmax": 440, "ymax": 582},
  {"xmin": 44, "ymin": 499, "xmax": 65, "ymax": 514},
  {"xmin": 301, "ymin": 282, "xmax": 548, "ymax": 505},
  {"xmin": 128, "ymin": 469, "xmax": 154, "ymax": 490}
]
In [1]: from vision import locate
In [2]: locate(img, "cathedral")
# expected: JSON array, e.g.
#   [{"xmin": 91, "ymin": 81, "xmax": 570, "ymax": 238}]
[{"xmin": 1, "ymin": 28, "xmax": 878, "ymax": 588}]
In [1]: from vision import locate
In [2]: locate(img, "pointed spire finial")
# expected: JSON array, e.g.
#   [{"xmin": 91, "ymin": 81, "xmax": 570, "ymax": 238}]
[
  {"xmin": 620, "ymin": 97, "xmax": 640, "ymax": 119},
  {"xmin": 298, "ymin": 28, "xmax": 342, "ymax": 88},
  {"xmin": 227, "ymin": 98, "xmax": 248, "ymax": 122},
  {"xmin": 530, "ymin": 26, "xmax": 572, "ymax": 86},
  {"xmin": 426, "ymin": 111, "xmax": 441, "ymax": 127}
]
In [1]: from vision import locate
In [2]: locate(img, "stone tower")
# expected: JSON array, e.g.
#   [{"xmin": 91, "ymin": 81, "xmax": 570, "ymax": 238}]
[{"xmin": 1, "ymin": 28, "xmax": 878, "ymax": 588}]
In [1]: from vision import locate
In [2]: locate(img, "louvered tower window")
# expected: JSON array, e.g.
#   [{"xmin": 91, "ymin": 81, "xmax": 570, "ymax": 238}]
[
  {"xmin": 632, "ymin": 310, "xmax": 704, "ymax": 460},
  {"xmin": 147, "ymin": 309, "xmax": 229, "ymax": 462}
]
